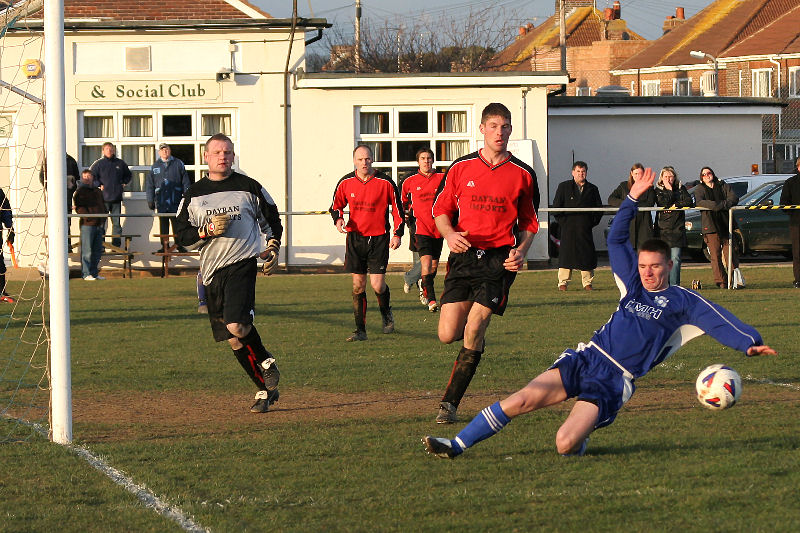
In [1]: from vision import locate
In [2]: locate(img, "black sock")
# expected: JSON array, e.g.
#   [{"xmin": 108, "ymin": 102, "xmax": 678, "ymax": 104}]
[
  {"xmin": 232, "ymin": 326, "xmax": 272, "ymax": 388},
  {"xmin": 376, "ymin": 286, "xmax": 391, "ymax": 316},
  {"xmin": 422, "ymin": 273, "xmax": 436, "ymax": 303},
  {"xmin": 0, "ymin": 273, "xmax": 5, "ymax": 295},
  {"xmin": 353, "ymin": 291, "xmax": 367, "ymax": 332},
  {"xmin": 441, "ymin": 346, "xmax": 483, "ymax": 407}
]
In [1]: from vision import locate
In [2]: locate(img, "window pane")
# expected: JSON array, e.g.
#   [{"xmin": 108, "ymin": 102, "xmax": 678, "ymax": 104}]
[
  {"xmin": 397, "ymin": 140, "xmax": 431, "ymax": 162},
  {"xmin": 81, "ymin": 145, "xmax": 102, "ymax": 167},
  {"xmin": 120, "ymin": 144, "xmax": 154, "ymax": 166},
  {"xmin": 201, "ymin": 114, "xmax": 231, "ymax": 136},
  {"xmin": 398, "ymin": 111, "xmax": 428, "ymax": 134},
  {"xmin": 187, "ymin": 170, "xmax": 197, "ymax": 184},
  {"xmin": 361, "ymin": 141, "xmax": 392, "ymax": 162},
  {"xmin": 128, "ymin": 170, "xmax": 148, "ymax": 193},
  {"xmin": 436, "ymin": 140, "xmax": 470, "ymax": 162},
  {"xmin": 84, "ymin": 116, "xmax": 113, "ymax": 138},
  {"xmin": 437, "ymin": 111, "xmax": 467, "ymax": 133},
  {"xmin": 123, "ymin": 115, "xmax": 152, "ymax": 137},
  {"xmin": 374, "ymin": 166, "xmax": 392, "ymax": 179},
  {"xmin": 359, "ymin": 112, "xmax": 389, "ymax": 134},
  {"xmin": 163, "ymin": 115, "xmax": 192, "ymax": 137},
  {"xmin": 397, "ymin": 167, "xmax": 418, "ymax": 185},
  {"xmin": 167, "ymin": 144, "xmax": 195, "ymax": 165}
]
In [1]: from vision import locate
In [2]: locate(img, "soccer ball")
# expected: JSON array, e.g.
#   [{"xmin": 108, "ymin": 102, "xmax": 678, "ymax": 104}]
[{"xmin": 695, "ymin": 364, "xmax": 742, "ymax": 410}]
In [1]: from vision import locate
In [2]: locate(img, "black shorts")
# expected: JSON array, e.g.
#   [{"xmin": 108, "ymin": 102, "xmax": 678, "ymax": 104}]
[
  {"xmin": 206, "ymin": 257, "xmax": 257, "ymax": 342},
  {"xmin": 440, "ymin": 246, "xmax": 516, "ymax": 316},
  {"xmin": 344, "ymin": 232, "xmax": 390, "ymax": 274},
  {"xmin": 415, "ymin": 234, "xmax": 444, "ymax": 261}
]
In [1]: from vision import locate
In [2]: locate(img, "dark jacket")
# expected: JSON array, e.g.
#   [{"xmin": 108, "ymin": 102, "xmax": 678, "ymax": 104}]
[
  {"xmin": 655, "ymin": 183, "xmax": 693, "ymax": 247},
  {"xmin": 608, "ymin": 180, "xmax": 655, "ymax": 249},
  {"xmin": 39, "ymin": 154, "xmax": 81, "ymax": 213},
  {"xmin": 552, "ymin": 178, "xmax": 603, "ymax": 270},
  {"xmin": 694, "ymin": 180, "xmax": 738, "ymax": 238},
  {"xmin": 0, "ymin": 188, "xmax": 12, "ymax": 230},
  {"xmin": 73, "ymin": 183, "xmax": 107, "ymax": 227},
  {"xmin": 780, "ymin": 173, "xmax": 800, "ymax": 226},
  {"xmin": 145, "ymin": 156, "xmax": 191, "ymax": 213},
  {"xmin": 90, "ymin": 155, "xmax": 132, "ymax": 203}
]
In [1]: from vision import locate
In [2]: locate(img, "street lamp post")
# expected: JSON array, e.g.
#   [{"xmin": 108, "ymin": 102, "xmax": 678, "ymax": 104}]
[{"xmin": 690, "ymin": 50, "xmax": 719, "ymax": 96}]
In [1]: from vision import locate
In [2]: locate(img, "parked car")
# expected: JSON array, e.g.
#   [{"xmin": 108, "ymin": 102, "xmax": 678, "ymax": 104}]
[
  {"xmin": 683, "ymin": 180, "xmax": 792, "ymax": 260},
  {"xmin": 686, "ymin": 173, "xmax": 793, "ymax": 201}
]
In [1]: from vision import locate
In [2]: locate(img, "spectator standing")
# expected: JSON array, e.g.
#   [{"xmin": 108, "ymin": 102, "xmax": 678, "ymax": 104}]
[
  {"xmin": 608, "ymin": 163, "xmax": 655, "ymax": 249},
  {"xmin": 779, "ymin": 156, "xmax": 800, "ymax": 288},
  {"xmin": 431, "ymin": 102, "xmax": 539, "ymax": 424},
  {"xmin": 146, "ymin": 143, "xmax": 191, "ymax": 252},
  {"xmin": 401, "ymin": 148, "xmax": 446, "ymax": 311},
  {"xmin": 693, "ymin": 166, "xmax": 743, "ymax": 289},
  {"xmin": 90, "ymin": 142, "xmax": 131, "ymax": 247},
  {"xmin": 552, "ymin": 161, "xmax": 603, "ymax": 291},
  {"xmin": 73, "ymin": 169, "xmax": 106, "ymax": 281},
  {"xmin": 654, "ymin": 166, "xmax": 693, "ymax": 286},
  {"xmin": 0, "ymin": 186, "xmax": 15, "ymax": 302},
  {"xmin": 330, "ymin": 144, "xmax": 404, "ymax": 342}
]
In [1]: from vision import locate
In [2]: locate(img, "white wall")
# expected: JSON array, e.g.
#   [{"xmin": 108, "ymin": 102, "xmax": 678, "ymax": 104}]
[{"xmin": 548, "ymin": 106, "xmax": 772, "ymax": 249}]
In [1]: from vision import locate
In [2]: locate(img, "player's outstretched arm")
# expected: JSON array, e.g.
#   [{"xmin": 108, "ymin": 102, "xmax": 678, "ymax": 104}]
[
  {"xmin": 747, "ymin": 345, "xmax": 777, "ymax": 356},
  {"xmin": 629, "ymin": 167, "xmax": 656, "ymax": 199}
]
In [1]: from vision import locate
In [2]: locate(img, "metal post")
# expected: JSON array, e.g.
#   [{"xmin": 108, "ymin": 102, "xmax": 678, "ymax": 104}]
[
  {"xmin": 354, "ymin": 0, "xmax": 361, "ymax": 73},
  {"xmin": 44, "ymin": 0, "xmax": 72, "ymax": 444}
]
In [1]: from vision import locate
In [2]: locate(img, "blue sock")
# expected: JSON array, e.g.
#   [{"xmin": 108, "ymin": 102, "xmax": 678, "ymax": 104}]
[{"xmin": 451, "ymin": 401, "xmax": 511, "ymax": 452}]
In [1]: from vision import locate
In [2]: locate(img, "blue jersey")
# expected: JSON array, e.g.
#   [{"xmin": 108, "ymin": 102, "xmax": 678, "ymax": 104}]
[{"xmin": 589, "ymin": 194, "xmax": 762, "ymax": 379}]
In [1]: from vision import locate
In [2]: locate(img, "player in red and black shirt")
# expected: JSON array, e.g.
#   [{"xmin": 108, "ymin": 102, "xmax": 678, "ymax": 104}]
[
  {"xmin": 330, "ymin": 144, "xmax": 404, "ymax": 342},
  {"xmin": 401, "ymin": 148, "xmax": 445, "ymax": 312},
  {"xmin": 431, "ymin": 103, "xmax": 540, "ymax": 424}
]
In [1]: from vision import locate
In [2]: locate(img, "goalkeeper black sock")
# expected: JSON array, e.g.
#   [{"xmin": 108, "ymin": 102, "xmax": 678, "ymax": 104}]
[
  {"xmin": 441, "ymin": 346, "xmax": 483, "ymax": 407},
  {"xmin": 422, "ymin": 273, "xmax": 436, "ymax": 303},
  {"xmin": 375, "ymin": 286, "xmax": 391, "ymax": 317},
  {"xmin": 353, "ymin": 291, "xmax": 367, "ymax": 333},
  {"xmin": 0, "ymin": 273, "xmax": 5, "ymax": 295},
  {"xmin": 233, "ymin": 326, "xmax": 272, "ymax": 388}
]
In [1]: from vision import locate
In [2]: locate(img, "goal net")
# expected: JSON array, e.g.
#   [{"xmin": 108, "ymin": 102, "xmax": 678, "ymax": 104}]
[{"xmin": 0, "ymin": 0, "xmax": 56, "ymax": 443}]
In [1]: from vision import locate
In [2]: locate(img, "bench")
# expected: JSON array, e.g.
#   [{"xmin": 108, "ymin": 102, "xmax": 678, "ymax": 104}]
[
  {"xmin": 58, "ymin": 234, "xmax": 140, "ymax": 278},
  {"xmin": 152, "ymin": 234, "xmax": 199, "ymax": 277}
]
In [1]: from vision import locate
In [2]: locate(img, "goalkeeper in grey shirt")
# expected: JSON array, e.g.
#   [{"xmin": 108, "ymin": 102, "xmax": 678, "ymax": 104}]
[{"xmin": 175, "ymin": 133, "xmax": 283, "ymax": 413}]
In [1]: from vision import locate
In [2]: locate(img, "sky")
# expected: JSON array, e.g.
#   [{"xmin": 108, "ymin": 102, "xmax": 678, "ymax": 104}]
[{"xmin": 252, "ymin": 0, "xmax": 715, "ymax": 41}]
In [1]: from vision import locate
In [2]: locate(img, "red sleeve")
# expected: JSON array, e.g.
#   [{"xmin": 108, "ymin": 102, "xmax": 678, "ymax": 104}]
[
  {"xmin": 432, "ymin": 167, "xmax": 458, "ymax": 220},
  {"xmin": 389, "ymin": 179, "xmax": 405, "ymax": 237}
]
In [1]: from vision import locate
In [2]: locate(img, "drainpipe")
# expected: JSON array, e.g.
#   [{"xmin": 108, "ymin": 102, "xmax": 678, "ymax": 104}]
[
  {"xmin": 284, "ymin": 1, "xmax": 298, "ymax": 269},
  {"xmin": 769, "ymin": 56, "xmax": 781, "ymax": 98}
]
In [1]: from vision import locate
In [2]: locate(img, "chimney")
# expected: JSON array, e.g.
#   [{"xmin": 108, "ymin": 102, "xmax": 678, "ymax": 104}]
[
  {"xmin": 613, "ymin": 0, "xmax": 621, "ymax": 19},
  {"xmin": 663, "ymin": 7, "xmax": 687, "ymax": 34},
  {"xmin": 554, "ymin": 0, "xmax": 595, "ymax": 19},
  {"xmin": 604, "ymin": 7, "xmax": 613, "ymax": 21},
  {"xmin": 519, "ymin": 26, "xmax": 527, "ymax": 36}
]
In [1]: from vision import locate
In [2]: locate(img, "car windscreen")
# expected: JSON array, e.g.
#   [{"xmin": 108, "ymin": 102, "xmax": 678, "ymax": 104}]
[{"xmin": 739, "ymin": 181, "xmax": 783, "ymax": 206}]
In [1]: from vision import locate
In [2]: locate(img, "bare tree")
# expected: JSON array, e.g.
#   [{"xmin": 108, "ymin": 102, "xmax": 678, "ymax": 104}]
[{"xmin": 309, "ymin": 6, "xmax": 524, "ymax": 73}]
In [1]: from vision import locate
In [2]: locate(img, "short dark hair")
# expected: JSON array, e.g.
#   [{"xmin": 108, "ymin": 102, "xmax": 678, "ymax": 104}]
[
  {"xmin": 102, "ymin": 141, "xmax": 114, "ymax": 149},
  {"xmin": 481, "ymin": 103, "xmax": 511, "ymax": 124},
  {"xmin": 81, "ymin": 169, "xmax": 93, "ymax": 177},
  {"xmin": 639, "ymin": 238, "xmax": 671, "ymax": 261},
  {"xmin": 572, "ymin": 161, "xmax": 588, "ymax": 171},
  {"xmin": 353, "ymin": 144, "xmax": 373, "ymax": 158},
  {"xmin": 205, "ymin": 133, "xmax": 233, "ymax": 150},
  {"xmin": 416, "ymin": 147, "xmax": 434, "ymax": 161}
]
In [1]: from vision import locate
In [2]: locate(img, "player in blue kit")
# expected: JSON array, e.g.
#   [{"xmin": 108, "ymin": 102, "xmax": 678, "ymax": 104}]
[{"xmin": 423, "ymin": 167, "xmax": 777, "ymax": 459}]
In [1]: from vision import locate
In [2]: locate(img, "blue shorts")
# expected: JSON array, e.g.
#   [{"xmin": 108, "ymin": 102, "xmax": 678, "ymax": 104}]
[{"xmin": 549, "ymin": 345, "xmax": 634, "ymax": 429}]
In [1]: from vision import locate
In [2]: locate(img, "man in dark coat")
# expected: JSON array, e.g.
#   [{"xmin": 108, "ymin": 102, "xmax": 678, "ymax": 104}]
[
  {"xmin": 608, "ymin": 163, "xmax": 655, "ymax": 249},
  {"xmin": 553, "ymin": 161, "xmax": 603, "ymax": 290},
  {"xmin": 779, "ymin": 156, "xmax": 800, "ymax": 288}
]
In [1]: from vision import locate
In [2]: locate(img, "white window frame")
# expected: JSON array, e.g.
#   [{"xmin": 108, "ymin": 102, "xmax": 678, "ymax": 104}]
[
  {"xmin": 752, "ymin": 68, "xmax": 772, "ymax": 97},
  {"xmin": 673, "ymin": 77, "xmax": 691, "ymax": 96},
  {"xmin": 576, "ymin": 86, "xmax": 591, "ymax": 96},
  {"xmin": 789, "ymin": 66, "xmax": 800, "ymax": 97},
  {"xmin": 641, "ymin": 80, "xmax": 660, "ymax": 96},
  {"xmin": 355, "ymin": 105, "xmax": 474, "ymax": 180},
  {"xmin": 79, "ymin": 109, "xmax": 237, "ymax": 198}
]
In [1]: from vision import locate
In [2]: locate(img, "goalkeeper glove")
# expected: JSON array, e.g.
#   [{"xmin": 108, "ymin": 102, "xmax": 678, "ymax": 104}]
[
  {"xmin": 198, "ymin": 214, "xmax": 229, "ymax": 239},
  {"xmin": 262, "ymin": 238, "xmax": 280, "ymax": 275},
  {"xmin": 5, "ymin": 228, "xmax": 13, "ymax": 245}
]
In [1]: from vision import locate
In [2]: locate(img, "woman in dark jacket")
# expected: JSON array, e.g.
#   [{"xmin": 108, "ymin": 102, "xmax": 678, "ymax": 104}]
[
  {"xmin": 655, "ymin": 166, "xmax": 693, "ymax": 286},
  {"xmin": 693, "ymin": 166, "xmax": 742, "ymax": 288},
  {"xmin": 607, "ymin": 163, "xmax": 656, "ymax": 249}
]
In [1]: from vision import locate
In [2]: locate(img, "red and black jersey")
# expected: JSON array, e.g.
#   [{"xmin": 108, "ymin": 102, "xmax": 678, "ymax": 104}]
[
  {"xmin": 330, "ymin": 170, "xmax": 405, "ymax": 237},
  {"xmin": 433, "ymin": 149, "xmax": 539, "ymax": 250},
  {"xmin": 401, "ymin": 171, "xmax": 444, "ymax": 239}
]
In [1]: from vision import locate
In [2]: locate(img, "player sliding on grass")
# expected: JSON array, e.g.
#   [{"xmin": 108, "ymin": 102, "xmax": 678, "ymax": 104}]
[
  {"xmin": 423, "ymin": 166, "xmax": 777, "ymax": 458},
  {"xmin": 175, "ymin": 134, "xmax": 284, "ymax": 413}
]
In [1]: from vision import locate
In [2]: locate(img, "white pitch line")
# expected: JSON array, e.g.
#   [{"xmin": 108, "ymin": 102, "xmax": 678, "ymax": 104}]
[
  {"xmin": 743, "ymin": 375, "xmax": 800, "ymax": 391},
  {"xmin": 21, "ymin": 419, "xmax": 209, "ymax": 533}
]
